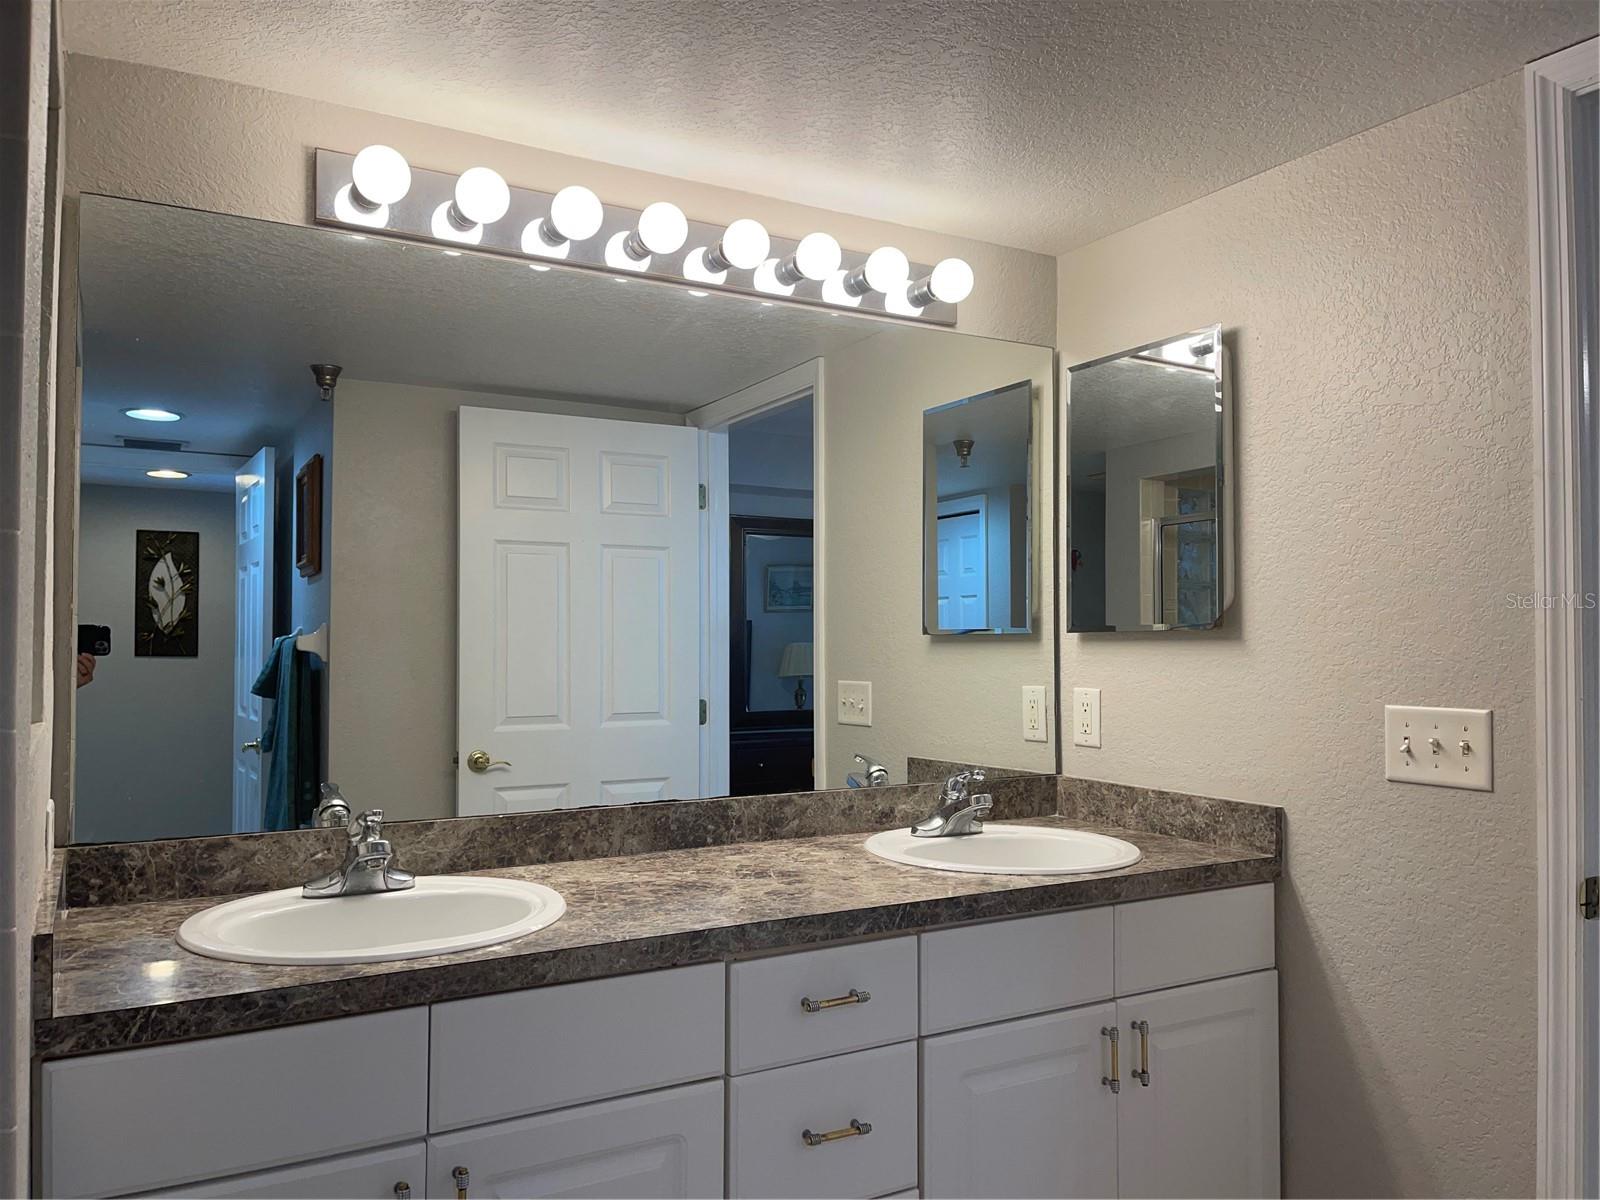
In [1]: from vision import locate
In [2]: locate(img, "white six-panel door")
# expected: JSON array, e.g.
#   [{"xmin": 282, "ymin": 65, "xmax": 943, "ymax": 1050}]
[
  {"xmin": 231, "ymin": 446, "xmax": 274, "ymax": 833},
  {"xmin": 457, "ymin": 407, "xmax": 701, "ymax": 815},
  {"xmin": 935, "ymin": 497, "xmax": 987, "ymax": 631}
]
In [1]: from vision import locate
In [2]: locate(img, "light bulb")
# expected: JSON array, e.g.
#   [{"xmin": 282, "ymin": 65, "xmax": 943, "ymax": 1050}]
[
  {"xmin": 909, "ymin": 257, "xmax": 974, "ymax": 305},
  {"xmin": 624, "ymin": 201, "xmax": 688, "ymax": 260},
  {"xmin": 753, "ymin": 258, "xmax": 795, "ymax": 296},
  {"xmin": 775, "ymin": 232, "xmax": 842, "ymax": 286},
  {"xmin": 351, "ymin": 145, "xmax": 411, "ymax": 209},
  {"xmin": 683, "ymin": 246, "xmax": 728, "ymax": 285},
  {"xmin": 450, "ymin": 167, "xmax": 511, "ymax": 229},
  {"xmin": 538, "ymin": 185, "xmax": 604, "ymax": 246},
  {"xmin": 821, "ymin": 269, "xmax": 863, "ymax": 308},
  {"xmin": 844, "ymin": 246, "xmax": 910, "ymax": 297},
  {"xmin": 146, "ymin": 468, "xmax": 189, "ymax": 480},
  {"xmin": 605, "ymin": 230, "xmax": 649, "ymax": 272},
  {"xmin": 705, "ymin": 218, "xmax": 769, "ymax": 272},
  {"xmin": 124, "ymin": 407, "xmax": 182, "ymax": 422}
]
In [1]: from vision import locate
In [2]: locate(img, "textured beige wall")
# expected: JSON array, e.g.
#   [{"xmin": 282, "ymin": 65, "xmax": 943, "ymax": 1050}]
[
  {"xmin": 62, "ymin": 54, "xmax": 1055, "ymax": 346},
  {"xmin": 824, "ymin": 329, "xmax": 1056, "ymax": 787},
  {"xmin": 1057, "ymin": 73, "xmax": 1534, "ymax": 1196},
  {"xmin": 328, "ymin": 380, "xmax": 680, "ymax": 822}
]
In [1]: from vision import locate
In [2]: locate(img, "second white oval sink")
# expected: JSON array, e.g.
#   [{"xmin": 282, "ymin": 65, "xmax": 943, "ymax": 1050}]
[
  {"xmin": 865, "ymin": 824, "xmax": 1142, "ymax": 875},
  {"xmin": 176, "ymin": 876, "xmax": 566, "ymax": 965}
]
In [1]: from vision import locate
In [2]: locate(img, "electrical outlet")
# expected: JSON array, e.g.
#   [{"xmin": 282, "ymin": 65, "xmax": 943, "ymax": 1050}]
[
  {"xmin": 1022, "ymin": 686, "xmax": 1050, "ymax": 742},
  {"xmin": 1072, "ymin": 687, "xmax": 1101, "ymax": 748},
  {"xmin": 837, "ymin": 680, "xmax": 873, "ymax": 727},
  {"xmin": 1384, "ymin": 705, "xmax": 1493, "ymax": 790}
]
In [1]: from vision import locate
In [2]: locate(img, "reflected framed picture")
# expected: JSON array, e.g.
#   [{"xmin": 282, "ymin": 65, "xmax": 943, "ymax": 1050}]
[
  {"xmin": 764, "ymin": 564, "xmax": 812, "ymax": 613},
  {"xmin": 134, "ymin": 529, "xmax": 198, "ymax": 657},
  {"xmin": 295, "ymin": 454, "xmax": 323, "ymax": 578}
]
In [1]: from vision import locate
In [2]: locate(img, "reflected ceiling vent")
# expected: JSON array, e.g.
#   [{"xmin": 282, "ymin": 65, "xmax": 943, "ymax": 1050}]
[
  {"xmin": 311, "ymin": 363, "xmax": 343, "ymax": 402},
  {"xmin": 120, "ymin": 436, "xmax": 185, "ymax": 452}
]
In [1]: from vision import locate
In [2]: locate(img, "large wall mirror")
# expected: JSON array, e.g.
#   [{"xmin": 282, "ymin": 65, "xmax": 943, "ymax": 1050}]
[
  {"xmin": 68, "ymin": 194, "xmax": 1054, "ymax": 843},
  {"xmin": 1066, "ymin": 326, "xmax": 1233, "ymax": 632}
]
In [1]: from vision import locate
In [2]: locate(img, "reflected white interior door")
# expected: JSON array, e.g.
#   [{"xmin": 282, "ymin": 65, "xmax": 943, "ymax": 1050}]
[
  {"xmin": 231, "ymin": 447, "xmax": 274, "ymax": 833},
  {"xmin": 458, "ymin": 407, "xmax": 701, "ymax": 815},
  {"xmin": 935, "ymin": 497, "xmax": 987, "ymax": 630}
]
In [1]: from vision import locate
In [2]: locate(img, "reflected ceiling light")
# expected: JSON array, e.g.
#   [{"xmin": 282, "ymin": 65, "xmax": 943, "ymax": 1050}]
[
  {"xmin": 350, "ymin": 145, "xmax": 411, "ymax": 210},
  {"xmin": 146, "ymin": 468, "xmax": 189, "ymax": 480},
  {"xmin": 774, "ymin": 232, "xmax": 842, "ymax": 286},
  {"xmin": 753, "ymin": 258, "xmax": 795, "ymax": 296},
  {"xmin": 449, "ymin": 166, "xmax": 511, "ymax": 230},
  {"xmin": 883, "ymin": 286, "xmax": 926, "ymax": 317},
  {"xmin": 843, "ymin": 246, "xmax": 909, "ymax": 297},
  {"xmin": 953, "ymin": 438, "xmax": 975, "ymax": 468},
  {"xmin": 532, "ymin": 184, "xmax": 604, "ymax": 249},
  {"xmin": 528, "ymin": 263, "xmax": 552, "ymax": 272},
  {"xmin": 622, "ymin": 201, "xmax": 688, "ymax": 261},
  {"xmin": 683, "ymin": 246, "xmax": 728, "ymax": 286},
  {"xmin": 124, "ymin": 407, "xmax": 182, "ymax": 422},
  {"xmin": 908, "ymin": 257, "xmax": 974, "ymax": 305},
  {"xmin": 701, "ymin": 218, "xmax": 769, "ymax": 273},
  {"xmin": 687, "ymin": 289, "xmax": 710, "ymax": 298}
]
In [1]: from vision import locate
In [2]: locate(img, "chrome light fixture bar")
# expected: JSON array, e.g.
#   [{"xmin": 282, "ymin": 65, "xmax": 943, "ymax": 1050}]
[{"xmin": 313, "ymin": 148, "xmax": 963, "ymax": 326}]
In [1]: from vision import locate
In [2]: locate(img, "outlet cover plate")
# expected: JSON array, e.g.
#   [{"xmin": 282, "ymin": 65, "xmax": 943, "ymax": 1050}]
[
  {"xmin": 837, "ymin": 680, "xmax": 872, "ymax": 727},
  {"xmin": 1023, "ymin": 685, "xmax": 1050, "ymax": 743},
  {"xmin": 1384, "ymin": 705, "xmax": 1493, "ymax": 791},
  {"xmin": 1072, "ymin": 687, "xmax": 1101, "ymax": 748}
]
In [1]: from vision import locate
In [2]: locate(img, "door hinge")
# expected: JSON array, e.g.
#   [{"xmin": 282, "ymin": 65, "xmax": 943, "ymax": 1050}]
[
  {"xmin": 699, "ymin": 698, "xmax": 708, "ymax": 725},
  {"xmin": 1582, "ymin": 875, "xmax": 1598, "ymax": 920},
  {"xmin": 698, "ymin": 484, "xmax": 707, "ymax": 510}
]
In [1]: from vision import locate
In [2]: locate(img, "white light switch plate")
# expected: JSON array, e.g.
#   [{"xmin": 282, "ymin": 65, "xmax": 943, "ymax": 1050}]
[
  {"xmin": 1384, "ymin": 705, "xmax": 1493, "ymax": 791},
  {"xmin": 837, "ymin": 680, "xmax": 873, "ymax": 727},
  {"xmin": 1072, "ymin": 687, "xmax": 1101, "ymax": 748},
  {"xmin": 1022, "ymin": 686, "xmax": 1050, "ymax": 742}
]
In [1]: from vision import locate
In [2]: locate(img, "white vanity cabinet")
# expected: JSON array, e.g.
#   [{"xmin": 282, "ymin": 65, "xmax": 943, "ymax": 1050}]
[{"xmin": 39, "ymin": 884, "xmax": 1277, "ymax": 1200}]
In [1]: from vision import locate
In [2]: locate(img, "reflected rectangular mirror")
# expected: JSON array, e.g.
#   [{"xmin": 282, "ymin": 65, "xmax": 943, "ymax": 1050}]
[
  {"xmin": 68, "ymin": 194, "xmax": 1054, "ymax": 842},
  {"xmin": 922, "ymin": 380, "xmax": 1034, "ymax": 635},
  {"xmin": 1066, "ymin": 325, "xmax": 1232, "ymax": 632}
]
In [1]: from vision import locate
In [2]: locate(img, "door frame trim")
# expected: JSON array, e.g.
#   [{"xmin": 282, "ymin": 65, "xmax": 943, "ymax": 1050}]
[
  {"xmin": 1527, "ymin": 37, "xmax": 1598, "ymax": 1199},
  {"xmin": 688, "ymin": 359, "xmax": 824, "ymax": 786}
]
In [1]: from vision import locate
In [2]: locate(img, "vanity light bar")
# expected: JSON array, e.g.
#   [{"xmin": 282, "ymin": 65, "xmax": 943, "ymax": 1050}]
[{"xmin": 313, "ymin": 148, "xmax": 965, "ymax": 326}]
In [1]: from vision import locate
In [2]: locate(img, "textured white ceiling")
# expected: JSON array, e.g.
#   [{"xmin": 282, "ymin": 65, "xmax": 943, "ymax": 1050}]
[{"xmin": 60, "ymin": 0, "xmax": 1596, "ymax": 253}]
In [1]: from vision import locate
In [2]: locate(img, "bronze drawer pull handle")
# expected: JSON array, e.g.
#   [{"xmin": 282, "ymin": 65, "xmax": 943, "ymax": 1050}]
[
  {"xmin": 801, "ymin": 988, "xmax": 870, "ymax": 1013},
  {"xmin": 1101, "ymin": 1025, "xmax": 1121, "ymax": 1093},
  {"xmin": 1131, "ymin": 1019, "xmax": 1151, "ymax": 1086},
  {"xmin": 802, "ymin": 1118, "xmax": 872, "ymax": 1146}
]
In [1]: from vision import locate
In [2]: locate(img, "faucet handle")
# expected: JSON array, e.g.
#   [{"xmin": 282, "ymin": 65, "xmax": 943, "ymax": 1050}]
[{"xmin": 348, "ymin": 808, "xmax": 386, "ymax": 841}]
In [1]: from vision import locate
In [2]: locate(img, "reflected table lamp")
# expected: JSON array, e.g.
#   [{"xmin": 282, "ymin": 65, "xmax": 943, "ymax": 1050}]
[{"xmin": 777, "ymin": 642, "xmax": 814, "ymax": 710}]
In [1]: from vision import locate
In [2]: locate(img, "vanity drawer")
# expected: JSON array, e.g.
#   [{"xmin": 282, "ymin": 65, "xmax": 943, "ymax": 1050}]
[
  {"xmin": 727, "ymin": 1041, "xmax": 918, "ymax": 1199},
  {"xmin": 133, "ymin": 1141, "xmax": 427, "ymax": 1199},
  {"xmin": 1114, "ymin": 883, "xmax": 1275, "ymax": 996},
  {"xmin": 40, "ymin": 1008, "xmax": 428, "ymax": 1199},
  {"xmin": 426, "ymin": 1080, "xmax": 724, "ymax": 1199},
  {"xmin": 919, "ymin": 907, "xmax": 1113, "ymax": 1034},
  {"xmin": 429, "ymin": 963, "xmax": 724, "ymax": 1131},
  {"xmin": 729, "ymin": 936, "xmax": 918, "ymax": 1073}
]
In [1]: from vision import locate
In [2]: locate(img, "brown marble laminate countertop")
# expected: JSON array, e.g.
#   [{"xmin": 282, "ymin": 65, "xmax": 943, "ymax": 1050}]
[{"xmin": 36, "ymin": 815, "xmax": 1277, "ymax": 1059}]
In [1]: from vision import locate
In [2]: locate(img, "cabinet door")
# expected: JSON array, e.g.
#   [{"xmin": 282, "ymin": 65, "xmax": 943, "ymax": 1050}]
[
  {"xmin": 424, "ymin": 1080, "xmax": 723, "ymax": 1199},
  {"xmin": 136, "ymin": 1142, "xmax": 426, "ymax": 1199},
  {"xmin": 1116, "ymin": 970, "xmax": 1279, "ymax": 1199},
  {"xmin": 922, "ymin": 1003, "xmax": 1117, "ymax": 1199}
]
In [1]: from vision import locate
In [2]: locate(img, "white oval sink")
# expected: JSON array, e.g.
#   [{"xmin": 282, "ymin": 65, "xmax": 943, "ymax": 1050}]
[
  {"xmin": 176, "ymin": 876, "xmax": 566, "ymax": 965},
  {"xmin": 865, "ymin": 824, "xmax": 1142, "ymax": 876}
]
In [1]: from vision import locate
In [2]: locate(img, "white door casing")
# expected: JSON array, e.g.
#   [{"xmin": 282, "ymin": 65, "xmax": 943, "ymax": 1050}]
[
  {"xmin": 457, "ymin": 407, "xmax": 701, "ymax": 815},
  {"xmin": 231, "ymin": 447, "xmax": 274, "ymax": 834}
]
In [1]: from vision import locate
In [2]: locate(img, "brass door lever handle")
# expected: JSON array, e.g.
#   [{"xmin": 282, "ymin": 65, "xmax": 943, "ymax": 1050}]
[{"xmin": 465, "ymin": 750, "xmax": 511, "ymax": 773}]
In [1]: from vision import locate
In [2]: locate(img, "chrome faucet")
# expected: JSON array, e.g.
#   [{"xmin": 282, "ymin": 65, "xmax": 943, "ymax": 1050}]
[
  {"xmin": 911, "ymin": 769, "xmax": 992, "ymax": 838},
  {"xmin": 303, "ymin": 808, "xmax": 415, "ymax": 898},
  {"xmin": 848, "ymin": 754, "xmax": 890, "ymax": 788},
  {"xmin": 313, "ymin": 782, "xmax": 352, "ymax": 829}
]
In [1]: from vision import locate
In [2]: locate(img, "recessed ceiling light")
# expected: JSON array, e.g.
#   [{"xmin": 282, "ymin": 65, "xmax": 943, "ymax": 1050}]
[
  {"xmin": 146, "ymin": 468, "xmax": 189, "ymax": 480},
  {"xmin": 124, "ymin": 407, "xmax": 182, "ymax": 422}
]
